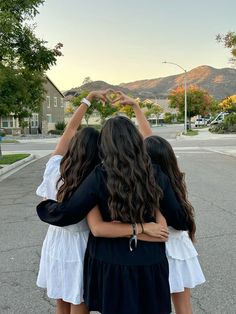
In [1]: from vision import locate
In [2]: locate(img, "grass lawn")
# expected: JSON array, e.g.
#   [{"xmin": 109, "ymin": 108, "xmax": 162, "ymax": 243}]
[
  {"xmin": 184, "ymin": 129, "xmax": 199, "ymax": 136},
  {"xmin": 0, "ymin": 154, "xmax": 30, "ymax": 164},
  {"xmin": 0, "ymin": 139, "xmax": 19, "ymax": 143}
]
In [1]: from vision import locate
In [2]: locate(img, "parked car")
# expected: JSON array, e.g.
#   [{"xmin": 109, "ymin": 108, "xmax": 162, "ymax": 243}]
[
  {"xmin": 195, "ymin": 118, "xmax": 205, "ymax": 127},
  {"xmin": 206, "ymin": 118, "xmax": 213, "ymax": 125},
  {"xmin": 210, "ymin": 112, "xmax": 229, "ymax": 125}
]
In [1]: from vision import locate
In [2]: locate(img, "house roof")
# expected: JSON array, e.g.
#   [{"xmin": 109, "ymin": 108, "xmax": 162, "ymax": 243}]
[{"xmin": 46, "ymin": 76, "xmax": 65, "ymax": 98}]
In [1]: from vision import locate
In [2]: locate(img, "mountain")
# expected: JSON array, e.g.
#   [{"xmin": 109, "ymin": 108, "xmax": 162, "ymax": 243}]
[
  {"xmin": 120, "ymin": 66, "xmax": 236, "ymax": 100},
  {"xmin": 64, "ymin": 80, "xmax": 131, "ymax": 95},
  {"xmin": 64, "ymin": 66, "xmax": 236, "ymax": 100}
]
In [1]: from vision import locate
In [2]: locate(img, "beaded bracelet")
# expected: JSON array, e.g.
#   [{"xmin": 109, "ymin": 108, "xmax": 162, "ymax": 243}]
[{"xmin": 129, "ymin": 223, "xmax": 138, "ymax": 251}]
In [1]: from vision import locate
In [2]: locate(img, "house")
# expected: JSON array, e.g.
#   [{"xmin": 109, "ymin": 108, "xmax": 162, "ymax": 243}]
[
  {"xmin": 0, "ymin": 77, "xmax": 65, "ymax": 135},
  {"xmin": 39, "ymin": 77, "xmax": 65, "ymax": 134}
]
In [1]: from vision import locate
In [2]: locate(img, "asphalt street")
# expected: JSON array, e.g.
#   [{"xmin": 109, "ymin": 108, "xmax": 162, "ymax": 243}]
[{"xmin": 0, "ymin": 126, "xmax": 236, "ymax": 313}]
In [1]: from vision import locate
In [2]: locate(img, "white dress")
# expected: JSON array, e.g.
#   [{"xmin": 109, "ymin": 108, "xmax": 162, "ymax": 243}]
[
  {"xmin": 166, "ymin": 227, "xmax": 206, "ymax": 293},
  {"xmin": 36, "ymin": 155, "xmax": 89, "ymax": 304}
]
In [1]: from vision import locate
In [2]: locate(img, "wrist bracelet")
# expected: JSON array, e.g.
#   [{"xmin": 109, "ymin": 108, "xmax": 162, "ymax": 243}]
[
  {"xmin": 81, "ymin": 98, "xmax": 91, "ymax": 107},
  {"xmin": 129, "ymin": 223, "xmax": 138, "ymax": 251}
]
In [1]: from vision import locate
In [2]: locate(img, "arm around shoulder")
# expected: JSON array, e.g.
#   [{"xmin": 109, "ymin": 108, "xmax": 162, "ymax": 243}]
[{"xmin": 36, "ymin": 166, "xmax": 102, "ymax": 226}]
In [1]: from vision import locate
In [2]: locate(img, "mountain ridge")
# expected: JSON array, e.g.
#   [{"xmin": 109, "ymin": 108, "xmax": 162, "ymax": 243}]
[{"xmin": 65, "ymin": 66, "xmax": 236, "ymax": 100}]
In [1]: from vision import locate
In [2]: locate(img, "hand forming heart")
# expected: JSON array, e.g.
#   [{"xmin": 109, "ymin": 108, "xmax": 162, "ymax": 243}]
[{"xmin": 105, "ymin": 90, "xmax": 121, "ymax": 104}]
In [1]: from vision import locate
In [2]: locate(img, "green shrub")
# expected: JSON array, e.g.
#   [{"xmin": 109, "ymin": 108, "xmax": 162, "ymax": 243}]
[
  {"xmin": 48, "ymin": 129, "xmax": 63, "ymax": 135},
  {"xmin": 185, "ymin": 129, "xmax": 198, "ymax": 136},
  {"xmin": 164, "ymin": 112, "xmax": 173, "ymax": 123},
  {"xmin": 55, "ymin": 121, "xmax": 66, "ymax": 131},
  {"xmin": 0, "ymin": 129, "xmax": 6, "ymax": 137},
  {"xmin": 209, "ymin": 113, "xmax": 236, "ymax": 133},
  {"xmin": 224, "ymin": 113, "xmax": 236, "ymax": 126}
]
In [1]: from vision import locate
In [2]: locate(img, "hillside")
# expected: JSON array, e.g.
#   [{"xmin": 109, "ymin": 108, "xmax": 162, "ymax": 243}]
[
  {"xmin": 120, "ymin": 66, "xmax": 236, "ymax": 100},
  {"xmin": 64, "ymin": 80, "xmax": 131, "ymax": 95},
  {"xmin": 64, "ymin": 66, "xmax": 236, "ymax": 100}
]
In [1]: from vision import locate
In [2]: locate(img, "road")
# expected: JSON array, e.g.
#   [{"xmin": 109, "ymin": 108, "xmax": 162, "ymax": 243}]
[{"xmin": 0, "ymin": 126, "xmax": 236, "ymax": 313}]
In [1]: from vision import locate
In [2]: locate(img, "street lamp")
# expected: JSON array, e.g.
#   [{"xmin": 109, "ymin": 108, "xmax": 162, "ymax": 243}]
[{"xmin": 162, "ymin": 61, "xmax": 188, "ymax": 134}]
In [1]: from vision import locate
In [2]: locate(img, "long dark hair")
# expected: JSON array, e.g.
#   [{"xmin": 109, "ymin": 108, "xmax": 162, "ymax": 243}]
[
  {"xmin": 145, "ymin": 135, "xmax": 196, "ymax": 241},
  {"xmin": 99, "ymin": 116, "xmax": 162, "ymax": 223},
  {"xmin": 57, "ymin": 127, "xmax": 100, "ymax": 202}
]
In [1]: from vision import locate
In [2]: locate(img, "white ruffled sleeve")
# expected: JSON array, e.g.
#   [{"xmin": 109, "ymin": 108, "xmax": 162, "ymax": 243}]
[{"xmin": 36, "ymin": 155, "xmax": 63, "ymax": 200}]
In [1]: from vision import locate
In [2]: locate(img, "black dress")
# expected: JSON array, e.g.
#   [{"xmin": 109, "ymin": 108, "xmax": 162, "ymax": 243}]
[{"xmin": 37, "ymin": 164, "xmax": 188, "ymax": 314}]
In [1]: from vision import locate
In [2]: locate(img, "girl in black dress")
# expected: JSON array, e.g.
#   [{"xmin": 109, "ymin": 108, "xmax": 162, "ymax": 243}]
[{"xmin": 37, "ymin": 109, "xmax": 188, "ymax": 314}]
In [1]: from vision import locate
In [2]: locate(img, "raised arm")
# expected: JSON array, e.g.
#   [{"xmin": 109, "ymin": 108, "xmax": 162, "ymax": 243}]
[
  {"xmin": 116, "ymin": 91, "xmax": 152, "ymax": 138},
  {"xmin": 53, "ymin": 90, "xmax": 108, "ymax": 156}
]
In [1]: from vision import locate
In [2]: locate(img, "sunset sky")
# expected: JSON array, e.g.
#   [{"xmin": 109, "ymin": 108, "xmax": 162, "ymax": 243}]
[{"xmin": 35, "ymin": 0, "xmax": 236, "ymax": 91}]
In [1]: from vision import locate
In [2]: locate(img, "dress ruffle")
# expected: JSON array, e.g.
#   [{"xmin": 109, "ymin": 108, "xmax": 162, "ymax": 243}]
[
  {"xmin": 166, "ymin": 227, "xmax": 205, "ymax": 293},
  {"xmin": 166, "ymin": 228, "xmax": 197, "ymax": 260},
  {"xmin": 37, "ymin": 225, "xmax": 89, "ymax": 304},
  {"xmin": 168, "ymin": 256, "xmax": 206, "ymax": 293},
  {"xmin": 84, "ymin": 249, "xmax": 171, "ymax": 314}
]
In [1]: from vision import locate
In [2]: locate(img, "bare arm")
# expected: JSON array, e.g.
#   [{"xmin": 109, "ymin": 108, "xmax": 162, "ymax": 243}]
[
  {"xmin": 138, "ymin": 211, "xmax": 168, "ymax": 242},
  {"xmin": 87, "ymin": 207, "xmax": 133, "ymax": 237},
  {"xmin": 133, "ymin": 102, "xmax": 152, "ymax": 138},
  {"xmin": 87, "ymin": 207, "xmax": 169, "ymax": 241},
  {"xmin": 52, "ymin": 90, "xmax": 108, "ymax": 156}
]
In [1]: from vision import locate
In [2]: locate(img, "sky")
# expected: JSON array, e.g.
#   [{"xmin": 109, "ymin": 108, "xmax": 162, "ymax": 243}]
[{"xmin": 34, "ymin": 0, "xmax": 236, "ymax": 91}]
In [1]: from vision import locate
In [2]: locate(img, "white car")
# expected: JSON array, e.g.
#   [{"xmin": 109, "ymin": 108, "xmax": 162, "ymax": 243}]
[
  {"xmin": 194, "ymin": 118, "xmax": 205, "ymax": 127},
  {"xmin": 210, "ymin": 112, "xmax": 229, "ymax": 125}
]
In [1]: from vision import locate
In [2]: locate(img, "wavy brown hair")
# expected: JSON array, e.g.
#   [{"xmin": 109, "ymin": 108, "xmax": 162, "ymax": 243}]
[
  {"xmin": 99, "ymin": 116, "xmax": 162, "ymax": 223},
  {"xmin": 145, "ymin": 136, "xmax": 196, "ymax": 241},
  {"xmin": 57, "ymin": 127, "xmax": 100, "ymax": 202}
]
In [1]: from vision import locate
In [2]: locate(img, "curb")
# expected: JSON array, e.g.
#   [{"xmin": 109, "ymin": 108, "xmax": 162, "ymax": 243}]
[
  {"xmin": 0, "ymin": 154, "xmax": 35, "ymax": 177},
  {"xmin": 177, "ymin": 131, "xmax": 236, "ymax": 140}
]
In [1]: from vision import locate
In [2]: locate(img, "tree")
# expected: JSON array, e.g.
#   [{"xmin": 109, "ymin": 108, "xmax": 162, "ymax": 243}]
[
  {"xmin": 118, "ymin": 105, "xmax": 134, "ymax": 118},
  {"xmin": 0, "ymin": 1, "xmax": 62, "ymax": 117},
  {"xmin": 0, "ymin": 0, "xmax": 62, "ymax": 156},
  {"xmin": 82, "ymin": 77, "xmax": 93, "ymax": 85},
  {"xmin": 145, "ymin": 104, "xmax": 162, "ymax": 119},
  {"xmin": 168, "ymin": 85, "xmax": 214, "ymax": 123},
  {"xmin": 0, "ymin": 0, "xmax": 62, "ymax": 71},
  {"xmin": 72, "ymin": 91, "xmax": 95, "ymax": 125},
  {"xmin": 219, "ymin": 95, "xmax": 236, "ymax": 113},
  {"xmin": 0, "ymin": 66, "xmax": 45, "ymax": 118},
  {"xmin": 72, "ymin": 91, "xmax": 117, "ymax": 125},
  {"xmin": 216, "ymin": 32, "xmax": 236, "ymax": 65},
  {"xmin": 164, "ymin": 112, "xmax": 175, "ymax": 124}
]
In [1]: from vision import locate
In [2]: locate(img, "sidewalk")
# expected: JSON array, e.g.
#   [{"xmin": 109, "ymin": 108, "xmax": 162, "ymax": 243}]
[
  {"xmin": 179, "ymin": 128, "xmax": 236, "ymax": 158},
  {"xmin": 179, "ymin": 127, "xmax": 236, "ymax": 140}
]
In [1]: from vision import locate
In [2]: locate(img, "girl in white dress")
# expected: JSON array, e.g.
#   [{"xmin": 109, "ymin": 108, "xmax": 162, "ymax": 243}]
[
  {"xmin": 36, "ymin": 90, "xmax": 104, "ymax": 314},
  {"xmin": 114, "ymin": 91, "xmax": 205, "ymax": 314},
  {"xmin": 36, "ymin": 90, "xmax": 170, "ymax": 314},
  {"xmin": 145, "ymin": 135, "xmax": 205, "ymax": 314}
]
